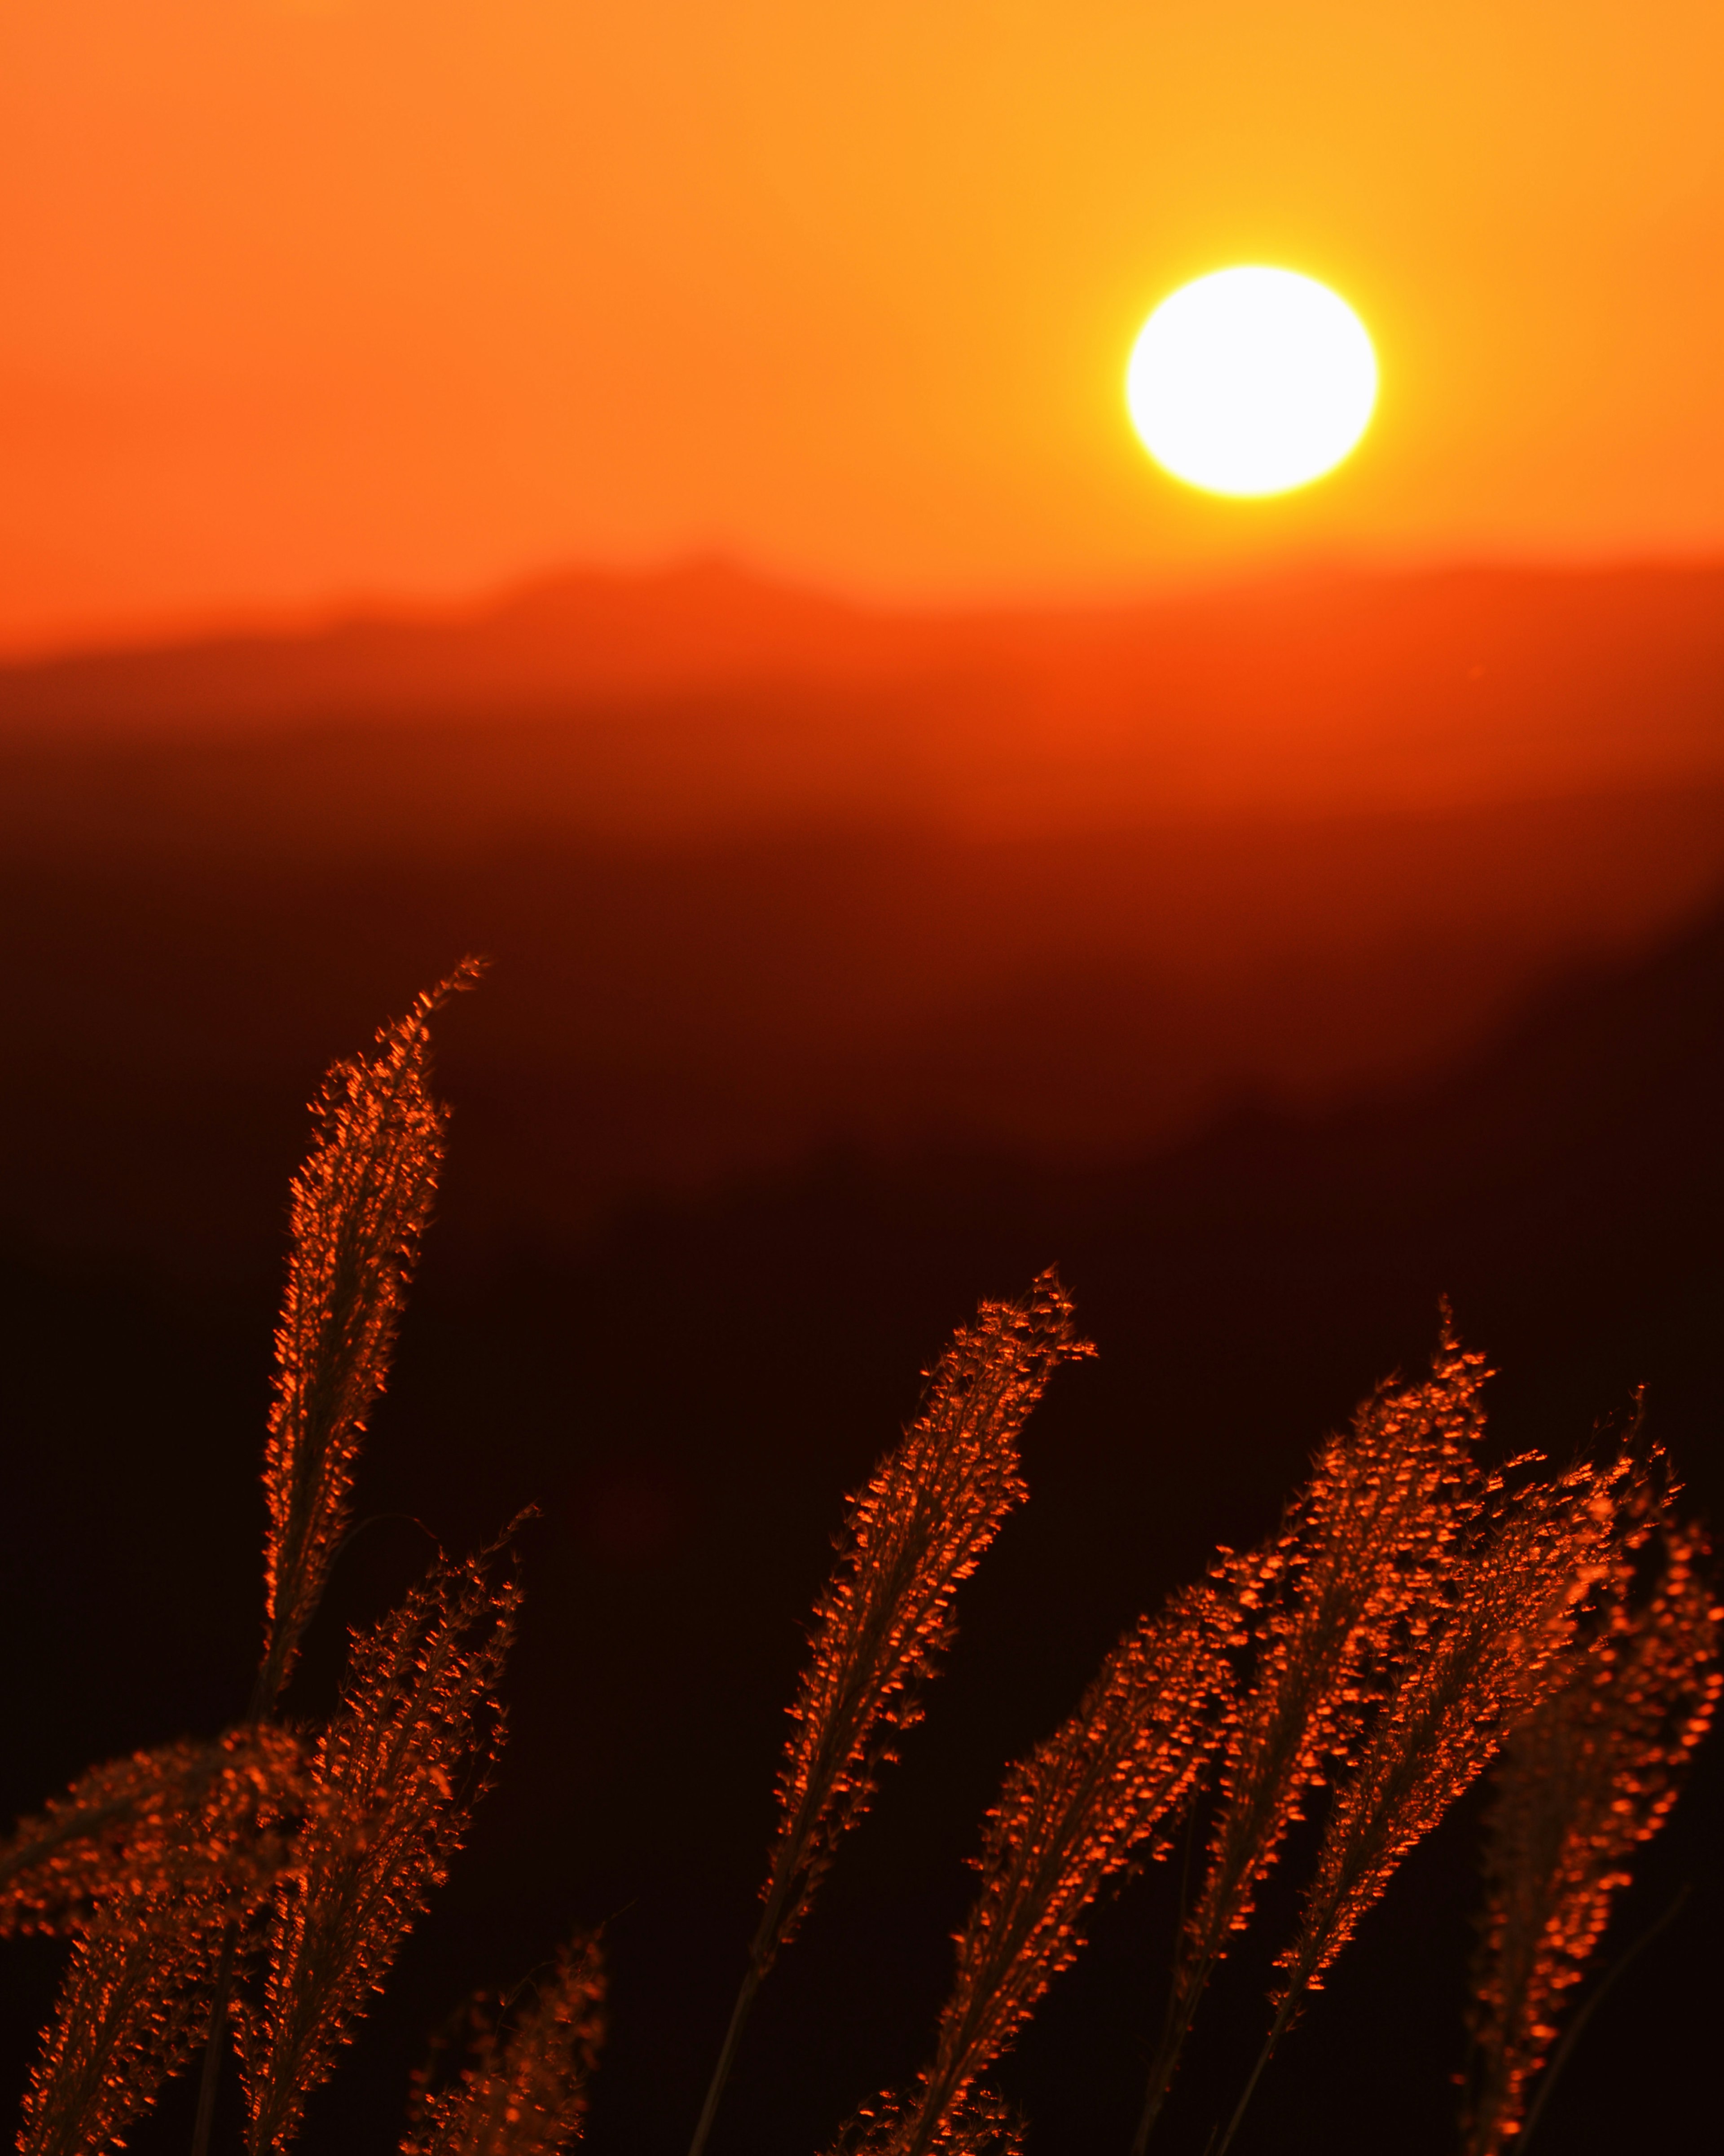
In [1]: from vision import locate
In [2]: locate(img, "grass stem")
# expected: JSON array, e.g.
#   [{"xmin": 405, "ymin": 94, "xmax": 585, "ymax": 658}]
[
  {"xmin": 189, "ymin": 1924, "xmax": 238, "ymax": 2156},
  {"xmin": 1517, "ymin": 1884, "xmax": 1691, "ymax": 2154},
  {"xmin": 1211, "ymin": 1993, "xmax": 1294, "ymax": 2156},
  {"xmin": 686, "ymin": 1952, "xmax": 766, "ymax": 2156}
]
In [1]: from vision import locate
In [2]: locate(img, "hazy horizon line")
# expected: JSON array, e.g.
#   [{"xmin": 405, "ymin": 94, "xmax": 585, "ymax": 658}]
[{"xmin": 7, "ymin": 541, "xmax": 1724, "ymax": 670}]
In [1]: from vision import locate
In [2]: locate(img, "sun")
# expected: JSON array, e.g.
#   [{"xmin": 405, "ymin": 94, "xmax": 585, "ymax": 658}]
[{"xmin": 1126, "ymin": 267, "xmax": 1377, "ymax": 498}]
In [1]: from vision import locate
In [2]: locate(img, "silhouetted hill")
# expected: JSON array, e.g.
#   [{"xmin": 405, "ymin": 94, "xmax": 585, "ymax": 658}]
[
  {"xmin": 4, "ymin": 558, "xmax": 1723, "ymax": 837},
  {"xmin": 4, "ymin": 562, "xmax": 1724, "ymax": 1267}
]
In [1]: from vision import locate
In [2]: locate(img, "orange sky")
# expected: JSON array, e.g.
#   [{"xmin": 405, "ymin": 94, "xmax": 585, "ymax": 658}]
[{"xmin": 3, "ymin": 1, "xmax": 1721, "ymax": 647}]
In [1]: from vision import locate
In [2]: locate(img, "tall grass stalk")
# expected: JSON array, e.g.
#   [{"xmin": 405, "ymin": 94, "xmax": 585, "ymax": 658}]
[
  {"xmin": 1211, "ymin": 1450, "xmax": 1643, "ymax": 2156},
  {"xmin": 843, "ymin": 1588, "xmax": 1231, "ymax": 2156},
  {"xmin": 197, "ymin": 960, "xmax": 484, "ymax": 2156},
  {"xmin": 239, "ymin": 1545, "xmax": 520, "ymax": 2156},
  {"xmin": 687, "ymin": 1272, "xmax": 1091, "ymax": 2156},
  {"xmin": 1460, "ymin": 1490, "xmax": 1719, "ymax": 2155},
  {"xmin": 258, "ymin": 959, "xmax": 484, "ymax": 1716},
  {"xmin": 1130, "ymin": 1330, "xmax": 1488, "ymax": 2156}
]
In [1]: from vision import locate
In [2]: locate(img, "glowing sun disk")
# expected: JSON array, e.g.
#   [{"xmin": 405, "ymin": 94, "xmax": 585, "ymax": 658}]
[{"xmin": 1126, "ymin": 268, "xmax": 1377, "ymax": 498}]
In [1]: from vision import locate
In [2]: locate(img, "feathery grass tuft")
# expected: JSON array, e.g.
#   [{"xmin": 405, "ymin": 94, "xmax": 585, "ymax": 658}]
[
  {"xmin": 827, "ymin": 2085, "xmax": 1025, "ymax": 2156},
  {"xmin": 18, "ymin": 1899, "xmax": 237, "ymax": 2156},
  {"xmin": 765, "ymin": 1270, "xmax": 1092, "ymax": 1958},
  {"xmin": 239, "ymin": 1539, "xmax": 520, "ymax": 2156},
  {"xmin": 1210, "ymin": 1447, "xmax": 1647, "ymax": 2156},
  {"xmin": 14, "ymin": 1735, "xmax": 305, "ymax": 2156},
  {"xmin": 1460, "ymin": 1490, "xmax": 1719, "ymax": 2156},
  {"xmin": 1271, "ymin": 1457, "xmax": 1625, "ymax": 2006},
  {"xmin": 258, "ymin": 958, "xmax": 485, "ymax": 1713},
  {"xmin": 400, "ymin": 1935, "xmax": 607, "ymax": 2156},
  {"xmin": 0, "ymin": 1728, "xmax": 306, "ymax": 1939},
  {"xmin": 1132, "ymin": 1325, "xmax": 1489, "ymax": 2152},
  {"xmin": 852, "ymin": 1584, "xmax": 1231, "ymax": 2156},
  {"xmin": 688, "ymin": 1270, "xmax": 1091, "ymax": 2156}
]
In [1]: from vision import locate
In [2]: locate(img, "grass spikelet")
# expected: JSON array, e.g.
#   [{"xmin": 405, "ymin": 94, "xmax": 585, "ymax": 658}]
[
  {"xmin": 239, "ymin": 1541, "xmax": 520, "ymax": 2156},
  {"xmin": 875, "ymin": 1588, "xmax": 1231, "ymax": 2156},
  {"xmin": 258, "ymin": 958, "xmax": 485, "ymax": 1711},
  {"xmin": 1132, "ymin": 1325, "xmax": 1488, "ymax": 2152},
  {"xmin": 0, "ymin": 1728, "xmax": 305, "ymax": 1938},
  {"xmin": 688, "ymin": 1270, "xmax": 1091, "ymax": 2156},
  {"xmin": 1460, "ymin": 1499, "xmax": 1720, "ymax": 2156},
  {"xmin": 401, "ymin": 1934, "xmax": 607, "ymax": 2156}
]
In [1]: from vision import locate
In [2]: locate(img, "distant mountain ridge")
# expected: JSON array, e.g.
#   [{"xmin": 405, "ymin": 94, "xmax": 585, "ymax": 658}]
[
  {"xmin": 5, "ymin": 557, "xmax": 1723, "ymax": 1243},
  {"xmin": 3, "ymin": 557, "xmax": 1723, "ymax": 831}
]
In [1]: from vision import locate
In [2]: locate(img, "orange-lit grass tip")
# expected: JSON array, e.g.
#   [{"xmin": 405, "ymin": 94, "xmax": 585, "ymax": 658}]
[
  {"xmin": 1461, "ymin": 1498, "xmax": 1720, "ymax": 2156},
  {"xmin": 1210, "ymin": 1445, "xmax": 1665, "ymax": 2156},
  {"xmin": 686, "ymin": 1270, "xmax": 1093, "ymax": 2156},
  {"xmin": 13, "ymin": 1730, "xmax": 309, "ymax": 2156},
  {"xmin": 400, "ymin": 1932, "xmax": 608, "ymax": 2156},
  {"xmin": 1132, "ymin": 1321, "xmax": 1491, "ymax": 2156},
  {"xmin": 258, "ymin": 957, "xmax": 486, "ymax": 1713},
  {"xmin": 865, "ymin": 1585, "xmax": 1232, "ymax": 2156},
  {"xmin": 240, "ymin": 1538, "xmax": 522, "ymax": 2156}
]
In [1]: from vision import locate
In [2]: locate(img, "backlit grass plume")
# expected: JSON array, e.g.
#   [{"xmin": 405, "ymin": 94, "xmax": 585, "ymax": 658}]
[
  {"xmin": 2, "ymin": 970, "xmax": 575, "ymax": 2156},
  {"xmin": 1131, "ymin": 1327, "xmax": 1489, "ymax": 2153},
  {"xmin": 18, "ymin": 1895, "xmax": 239, "ymax": 2156},
  {"xmin": 258, "ymin": 958, "xmax": 484, "ymax": 1713},
  {"xmin": 13, "ymin": 1735, "xmax": 305, "ymax": 2156},
  {"xmin": 239, "ymin": 1543, "xmax": 521, "ymax": 2156},
  {"xmin": 6, "ymin": 968, "xmax": 1718, "ymax": 2156},
  {"xmin": 0, "ymin": 1728, "xmax": 305, "ymax": 1938},
  {"xmin": 1460, "ymin": 1497, "xmax": 1720, "ymax": 2156},
  {"xmin": 687, "ymin": 1270, "xmax": 1092, "ymax": 2156},
  {"xmin": 848, "ymin": 1587, "xmax": 1231, "ymax": 2156},
  {"xmin": 827, "ymin": 2086, "xmax": 1025, "ymax": 2156},
  {"xmin": 400, "ymin": 1935, "xmax": 607, "ymax": 2156},
  {"xmin": 1210, "ymin": 1450, "xmax": 1639, "ymax": 2156}
]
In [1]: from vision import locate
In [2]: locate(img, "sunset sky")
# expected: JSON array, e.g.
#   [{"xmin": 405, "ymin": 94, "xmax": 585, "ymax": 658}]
[{"xmin": 4, "ymin": 0, "xmax": 1722, "ymax": 646}]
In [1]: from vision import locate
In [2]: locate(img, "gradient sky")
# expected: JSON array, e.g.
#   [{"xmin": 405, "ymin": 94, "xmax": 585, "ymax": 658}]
[{"xmin": 3, "ymin": 1, "xmax": 1721, "ymax": 645}]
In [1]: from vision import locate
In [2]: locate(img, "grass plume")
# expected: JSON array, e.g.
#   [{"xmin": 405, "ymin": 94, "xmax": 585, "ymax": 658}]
[
  {"xmin": 14, "ymin": 1737, "xmax": 304, "ymax": 2156},
  {"xmin": 258, "ymin": 958, "xmax": 484, "ymax": 1713},
  {"xmin": 400, "ymin": 1935, "xmax": 607, "ymax": 2156},
  {"xmin": 847, "ymin": 1587, "xmax": 1231, "ymax": 2156},
  {"xmin": 0, "ymin": 1729, "xmax": 305, "ymax": 1939},
  {"xmin": 2, "ymin": 970, "xmax": 565, "ymax": 2156},
  {"xmin": 239, "ymin": 1542, "xmax": 520, "ymax": 2156},
  {"xmin": 1460, "ymin": 1492, "xmax": 1720, "ymax": 2155},
  {"xmin": 1211, "ymin": 1449, "xmax": 1641, "ymax": 2155},
  {"xmin": 1131, "ymin": 1327, "xmax": 1489, "ymax": 2153},
  {"xmin": 687, "ymin": 1270, "xmax": 1091, "ymax": 2156},
  {"xmin": 4, "ymin": 968, "xmax": 1716, "ymax": 2156},
  {"xmin": 827, "ymin": 2087, "xmax": 1025, "ymax": 2156},
  {"xmin": 18, "ymin": 1899, "xmax": 238, "ymax": 2156}
]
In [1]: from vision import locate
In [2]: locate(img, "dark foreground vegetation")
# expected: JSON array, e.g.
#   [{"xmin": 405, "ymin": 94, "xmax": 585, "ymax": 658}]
[{"xmin": 1, "ymin": 966, "xmax": 1716, "ymax": 2156}]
